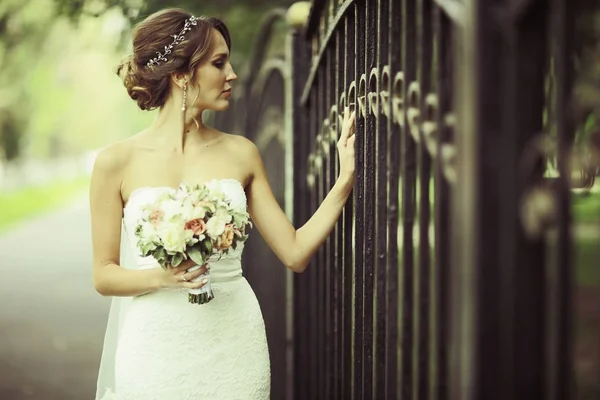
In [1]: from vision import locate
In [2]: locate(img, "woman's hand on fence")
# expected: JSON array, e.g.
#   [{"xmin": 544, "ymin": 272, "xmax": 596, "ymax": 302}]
[{"xmin": 337, "ymin": 107, "xmax": 356, "ymax": 185}]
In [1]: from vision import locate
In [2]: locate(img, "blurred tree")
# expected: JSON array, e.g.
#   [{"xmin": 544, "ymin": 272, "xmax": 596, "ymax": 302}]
[
  {"xmin": 52, "ymin": 0, "xmax": 294, "ymax": 67},
  {"xmin": 0, "ymin": 0, "xmax": 56, "ymax": 160},
  {"xmin": 574, "ymin": 0, "xmax": 600, "ymax": 176},
  {"xmin": 0, "ymin": 0, "xmax": 294, "ymax": 161}
]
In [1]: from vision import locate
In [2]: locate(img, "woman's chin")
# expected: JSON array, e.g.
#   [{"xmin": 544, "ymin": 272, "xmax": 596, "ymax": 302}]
[{"xmin": 212, "ymin": 100, "xmax": 231, "ymax": 111}]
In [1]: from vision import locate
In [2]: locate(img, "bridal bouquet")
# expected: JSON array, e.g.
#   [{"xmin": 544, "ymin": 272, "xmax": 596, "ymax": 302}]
[{"xmin": 133, "ymin": 182, "xmax": 252, "ymax": 304}]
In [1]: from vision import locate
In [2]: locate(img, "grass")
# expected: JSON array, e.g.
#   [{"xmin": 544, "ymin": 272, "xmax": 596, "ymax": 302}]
[
  {"xmin": 573, "ymin": 190, "xmax": 600, "ymax": 223},
  {"xmin": 571, "ymin": 190, "xmax": 600, "ymax": 286},
  {"xmin": 575, "ymin": 236, "xmax": 600, "ymax": 287},
  {"xmin": 0, "ymin": 175, "xmax": 90, "ymax": 233}
]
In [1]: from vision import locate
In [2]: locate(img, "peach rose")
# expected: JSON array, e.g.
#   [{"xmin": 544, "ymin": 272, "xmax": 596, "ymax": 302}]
[
  {"xmin": 217, "ymin": 224, "xmax": 235, "ymax": 250},
  {"xmin": 149, "ymin": 210, "xmax": 164, "ymax": 226},
  {"xmin": 185, "ymin": 218, "xmax": 207, "ymax": 236}
]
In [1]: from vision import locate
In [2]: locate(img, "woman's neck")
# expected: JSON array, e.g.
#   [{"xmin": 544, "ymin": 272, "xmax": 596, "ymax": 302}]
[{"xmin": 147, "ymin": 95, "xmax": 217, "ymax": 152}]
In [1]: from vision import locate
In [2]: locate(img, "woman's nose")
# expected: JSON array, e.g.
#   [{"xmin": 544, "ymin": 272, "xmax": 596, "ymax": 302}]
[{"xmin": 227, "ymin": 64, "xmax": 237, "ymax": 81}]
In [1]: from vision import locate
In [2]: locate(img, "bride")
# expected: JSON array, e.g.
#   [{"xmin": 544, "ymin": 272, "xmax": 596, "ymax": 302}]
[{"xmin": 89, "ymin": 8, "xmax": 356, "ymax": 400}]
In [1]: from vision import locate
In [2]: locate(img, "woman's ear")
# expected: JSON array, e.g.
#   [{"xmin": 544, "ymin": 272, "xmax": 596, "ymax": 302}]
[{"xmin": 170, "ymin": 72, "xmax": 188, "ymax": 89}]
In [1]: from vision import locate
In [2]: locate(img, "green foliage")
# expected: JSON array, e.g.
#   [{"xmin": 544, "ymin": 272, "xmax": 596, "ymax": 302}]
[
  {"xmin": 188, "ymin": 246, "xmax": 205, "ymax": 265},
  {"xmin": 573, "ymin": 191, "xmax": 600, "ymax": 223},
  {"xmin": 52, "ymin": 0, "xmax": 293, "ymax": 68},
  {"xmin": 574, "ymin": 0, "xmax": 600, "ymax": 137},
  {"xmin": 0, "ymin": 0, "xmax": 292, "ymax": 160},
  {"xmin": 0, "ymin": 1, "xmax": 155, "ymax": 160},
  {"xmin": 0, "ymin": 175, "xmax": 89, "ymax": 232},
  {"xmin": 0, "ymin": 0, "xmax": 56, "ymax": 159},
  {"xmin": 575, "ymin": 236, "xmax": 600, "ymax": 287}
]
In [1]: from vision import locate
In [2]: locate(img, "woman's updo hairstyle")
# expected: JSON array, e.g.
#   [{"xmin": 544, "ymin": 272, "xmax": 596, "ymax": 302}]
[{"xmin": 117, "ymin": 8, "xmax": 231, "ymax": 111}]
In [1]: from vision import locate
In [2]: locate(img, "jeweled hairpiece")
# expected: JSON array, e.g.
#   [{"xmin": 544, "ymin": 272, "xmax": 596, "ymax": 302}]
[{"xmin": 146, "ymin": 15, "xmax": 198, "ymax": 68}]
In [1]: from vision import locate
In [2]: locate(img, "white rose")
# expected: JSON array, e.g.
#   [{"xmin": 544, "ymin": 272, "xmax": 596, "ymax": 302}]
[
  {"xmin": 191, "ymin": 205, "xmax": 206, "ymax": 219},
  {"xmin": 140, "ymin": 222, "xmax": 160, "ymax": 244},
  {"xmin": 205, "ymin": 216, "xmax": 227, "ymax": 239},
  {"xmin": 180, "ymin": 198, "xmax": 195, "ymax": 220},
  {"xmin": 161, "ymin": 199, "xmax": 185, "ymax": 221},
  {"xmin": 206, "ymin": 180, "xmax": 228, "ymax": 201},
  {"xmin": 214, "ymin": 207, "xmax": 233, "ymax": 223},
  {"xmin": 159, "ymin": 223, "xmax": 188, "ymax": 253},
  {"xmin": 137, "ymin": 224, "xmax": 159, "ymax": 254}
]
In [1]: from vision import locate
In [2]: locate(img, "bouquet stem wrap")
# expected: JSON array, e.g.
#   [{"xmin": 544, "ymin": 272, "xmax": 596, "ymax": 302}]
[{"xmin": 186, "ymin": 264, "xmax": 213, "ymax": 304}]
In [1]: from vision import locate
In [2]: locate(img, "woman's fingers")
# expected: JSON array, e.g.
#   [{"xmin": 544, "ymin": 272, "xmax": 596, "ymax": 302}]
[
  {"xmin": 339, "ymin": 107, "xmax": 351, "ymax": 144},
  {"xmin": 339, "ymin": 110, "xmax": 356, "ymax": 147},
  {"xmin": 171, "ymin": 259, "xmax": 198, "ymax": 274},
  {"xmin": 186, "ymin": 265, "xmax": 208, "ymax": 280},
  {"xmin": 182, "ymin": 277, "xmax": 209, "ymax": 290}
]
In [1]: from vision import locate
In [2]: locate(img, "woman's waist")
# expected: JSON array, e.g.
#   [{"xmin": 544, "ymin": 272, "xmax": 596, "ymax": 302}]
[
  {"xmin": 126, "ymin": 277, "xmax": 256, "ymax": 318},
  {"xmin": 131, "ymin": 258, "xmax": 243, "ymax": 282}
]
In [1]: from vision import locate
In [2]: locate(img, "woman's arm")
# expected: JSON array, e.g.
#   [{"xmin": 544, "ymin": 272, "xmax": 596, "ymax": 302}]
[
  {"xmin": 246, "ymin": 109, "xmax": 356, "ymax": 273},
  {"xmin": 89, "ymin": 142, "xmax": 206, "ymax": 296}
]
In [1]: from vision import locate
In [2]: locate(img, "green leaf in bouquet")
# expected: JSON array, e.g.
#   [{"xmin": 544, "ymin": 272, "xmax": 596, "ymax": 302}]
[
  {"xmin": 157, "ymin": 257, "xmax": 169, "ymax": 270},
  {"xmin": 141, "ymin": 243, "xmax": 151, "ymax": 255},
  {"xmin": 188, "ymin": 246, "xmax": 205, "ymax": 265},
  {"xmin": 172, "ymin": 253, "xmax": 184, "ymax": 267},
  {"xmin": 203, "ymin": 240, "xmax": 213, "ymax": 254}
]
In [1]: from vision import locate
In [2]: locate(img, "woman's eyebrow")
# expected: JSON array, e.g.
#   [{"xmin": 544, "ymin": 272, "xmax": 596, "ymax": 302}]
[{"xmin": 212, "ymin": 52, "xmax": 229, "ymax": 59}]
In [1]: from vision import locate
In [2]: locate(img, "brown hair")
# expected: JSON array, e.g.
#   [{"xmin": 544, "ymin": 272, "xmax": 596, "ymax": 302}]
[{"xmin": 117, "ymin": 9, "xmax": 231, "ymax": 111}]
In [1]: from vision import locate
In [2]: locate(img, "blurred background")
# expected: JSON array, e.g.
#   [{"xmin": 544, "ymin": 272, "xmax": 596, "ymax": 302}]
[
  {"xmin": 0, "ymin": 0, "xmax": 599, "ymax": 399},
  {"xmin": 0, "ymin": 0, "xmax": 294, "ymax": 399},
  {"xmin": 0, "ymin": 0, "xmax": 293, "ymax": 196}
]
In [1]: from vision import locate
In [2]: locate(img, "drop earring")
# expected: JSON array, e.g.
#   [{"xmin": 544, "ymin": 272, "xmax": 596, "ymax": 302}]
[{"xmin": 181, "ymin": 81, "xmax": 187, "ymax": 112}]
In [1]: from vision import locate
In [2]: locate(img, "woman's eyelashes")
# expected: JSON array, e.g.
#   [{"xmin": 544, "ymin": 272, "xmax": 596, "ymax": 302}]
[{"xmin": 213, "ymin": 60, "xmax": 225, "ymax": 69}]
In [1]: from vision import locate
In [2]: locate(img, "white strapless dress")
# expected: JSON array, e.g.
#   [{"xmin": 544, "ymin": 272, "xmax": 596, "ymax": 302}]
[{"xmin": 97, "ymin": 179, "xmax": 271, "ymax": 400}]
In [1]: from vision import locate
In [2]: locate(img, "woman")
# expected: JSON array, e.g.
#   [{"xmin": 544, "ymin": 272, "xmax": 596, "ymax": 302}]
[{"xmin": 90, "ymin": 8, "xmax": 356, "ymax": 400}]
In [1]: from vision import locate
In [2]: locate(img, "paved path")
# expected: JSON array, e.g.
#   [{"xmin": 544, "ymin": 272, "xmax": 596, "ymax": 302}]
[{"xmin": 0, "ymin": 194, "xmax": 111, "ymax": 400}]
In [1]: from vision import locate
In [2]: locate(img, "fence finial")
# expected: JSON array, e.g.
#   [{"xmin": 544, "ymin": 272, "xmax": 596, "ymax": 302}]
[{"xmin": 286, "ymin": 2, "xmax": 311, "ymax": 29}]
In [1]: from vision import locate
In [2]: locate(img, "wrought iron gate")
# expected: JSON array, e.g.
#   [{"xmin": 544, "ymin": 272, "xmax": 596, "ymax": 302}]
[{"xmin": 213, "ymin": 0, "xmax": 600, "ymax": 399}]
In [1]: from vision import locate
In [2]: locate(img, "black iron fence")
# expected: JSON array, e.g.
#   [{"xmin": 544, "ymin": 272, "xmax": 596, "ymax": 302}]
[{"xmin": 214, "ymin": 0, "xmax": 600, "ymax": 399}]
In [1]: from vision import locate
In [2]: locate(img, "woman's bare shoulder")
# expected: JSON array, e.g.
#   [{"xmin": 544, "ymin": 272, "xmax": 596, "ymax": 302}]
[
  {"xmin": 92, "ymin": 135, "xmax": 139, "ymax": 177},
  {"xmin": 221, "ymin": 132, "xmax": 260, "ymax": 160}
]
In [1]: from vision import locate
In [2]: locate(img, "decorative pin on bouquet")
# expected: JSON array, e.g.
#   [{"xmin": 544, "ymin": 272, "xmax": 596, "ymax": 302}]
[{"xmin": 133, "ymin": 182, "xmax": 252, "ymax": 304}]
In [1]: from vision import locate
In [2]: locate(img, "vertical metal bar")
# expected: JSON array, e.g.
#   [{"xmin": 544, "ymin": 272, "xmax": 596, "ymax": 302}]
[
  {"xmin": 363, "ymin": 0, "xmax": 377, "ymax": 398},
  {"xmin": 329, "ymin": 25, "xmax": 343, "ymax": 400},
  {"xmin": 324, "ymin": 41, "xmax": 333, "ymax": 400},
  {"xmin": 433, "ymin": 6, "xmax": 451, "ymax": 400},
  {"xmin": 309, "ymin": 87, "xmax": 319, "ymax": 400},
  {"xmin": 386, "ymin": 0, "xmax": 401, "ymax": 398},
  {"xmin": 499, "ymin": 4, "xmax": 547, "ymax": 400},
  {"xmin": 454, "ymin": 0, "xmax": 504, "ymax": 398},
  {"xmin": 291, "ymin": 29, "xmax": 311, "ymax": 400},
  {"xmin": 339, "ymin": 13, "xmax": 346, "ymax": 400},
  {"xmin": 334, "ymin": 24, "xmax": 344, "ymax": 400},
  {"xmin": 354, "ymin": 2, "xmax": 366, "ymax": 398},
  {"xmin": 374, "ymin": 0, "xmax": 390, "ymax": 398},
  {"xmin": 401, "ymin": 0, "xmax": 417, "ymax": 397},
  {"xmin": 450, "ymin": 0, "xmax": 479, "ymax": 397},
  {"xmin": 418, "ymin": 0, "xmax": 433, "ymax": 398},
  {"xmin": 550, "ymin": 0, "xmax": 574, "ymax": 397},
  {"xmin": 317, "ymin": 61, "xmax": 326, "ymax": 400},
  {"xmin": 343, "ymin": 9, "xmax": 356, "ymax": 400}
]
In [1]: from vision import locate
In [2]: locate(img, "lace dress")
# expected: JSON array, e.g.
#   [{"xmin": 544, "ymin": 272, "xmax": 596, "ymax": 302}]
[{"xmin": 97, "ymin": 179, "xmax": 271, "ymax": 400}]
